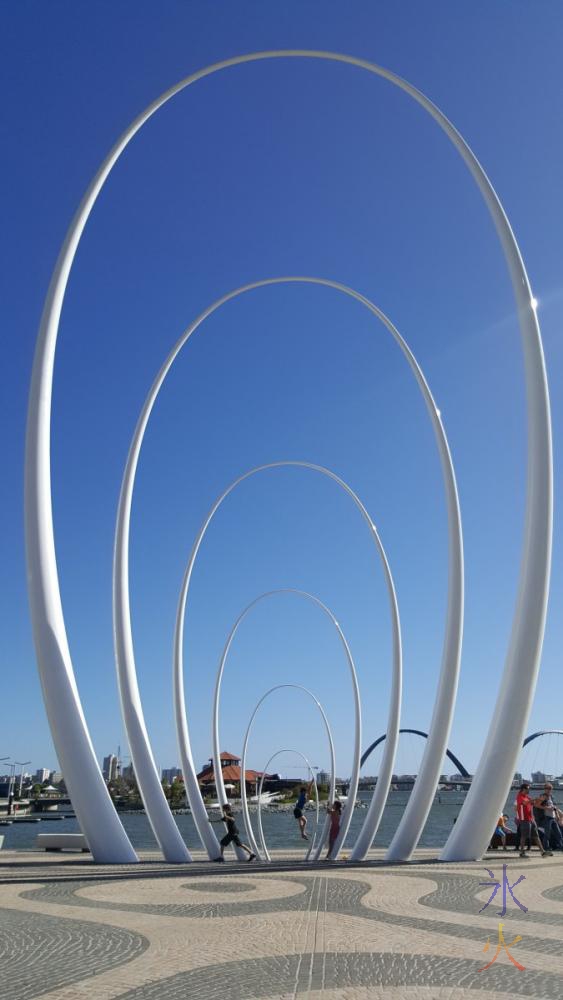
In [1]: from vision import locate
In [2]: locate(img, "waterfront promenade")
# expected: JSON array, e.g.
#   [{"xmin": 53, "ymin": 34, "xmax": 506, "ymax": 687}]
[{"xmin": 1, "ymin": 848, "xmax": 563, "ymax": 998}]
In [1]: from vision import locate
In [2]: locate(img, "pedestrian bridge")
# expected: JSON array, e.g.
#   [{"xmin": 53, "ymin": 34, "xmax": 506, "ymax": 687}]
[{"xmin": 360, "ymin": 728, "xmax": 563, "ymax": 785}]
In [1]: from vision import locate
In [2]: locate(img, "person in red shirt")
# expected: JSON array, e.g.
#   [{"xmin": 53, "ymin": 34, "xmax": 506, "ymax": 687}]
[{"xmin": 516, "ymin": 782, "xmax": 551, "ymax": 858}]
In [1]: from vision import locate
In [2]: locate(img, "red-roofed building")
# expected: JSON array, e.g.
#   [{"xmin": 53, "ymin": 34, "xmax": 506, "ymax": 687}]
[{"xmin": 197, "ymin": 751, "xmax": 271, "ymax": 790}]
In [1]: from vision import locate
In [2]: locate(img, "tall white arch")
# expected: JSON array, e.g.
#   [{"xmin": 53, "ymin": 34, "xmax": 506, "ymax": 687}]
[
  {"xmin": 256, "ymin": 750, "xmax": 320, "ymax": 863},
  {"xmin": 239, "ymin": 683, "xmax": 336, "ymax": 861},
  {"xmin": 173, "ymin": 463, "xmax": 401, "ymax": 861},
  {"xmin": 118, "ymin": 277, "xmax": 457, "ymax": 862},
  {"xmin": 210, "ymin": 593, "xmax": 353, "ymax": 861},
  {"xmin": 25, "ymin": 51, "xmax": 551, "ymax": 863}
]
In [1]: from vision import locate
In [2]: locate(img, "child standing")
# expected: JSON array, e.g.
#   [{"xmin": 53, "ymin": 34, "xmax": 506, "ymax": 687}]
[{"xmin": 326, "ymin": 800, "xmax": 343, "ymax": 858}]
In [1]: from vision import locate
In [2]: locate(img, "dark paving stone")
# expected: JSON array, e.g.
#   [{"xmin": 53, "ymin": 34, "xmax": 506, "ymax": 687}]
[
  {"xmin": 114, "ymin": 950, "xmax": 563, "ymax": 999},
  {"xmin": 542, "ymin": 881, "xmax": 563, "ymax": 903},
  {"xmin": 0, "ymin": 906, "xmax": 148, "ymax": 1000},
  {"xmin": 181, "ymin": 879, "xmax": 256, "ymax": 893}
]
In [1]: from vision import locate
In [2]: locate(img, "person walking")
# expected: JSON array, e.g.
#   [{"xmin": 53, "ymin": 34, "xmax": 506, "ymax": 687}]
[
  {"xmin": 210, "ymin": 804, "xmax": 256, "ymax": 862},
  {"xmin": 326, "ymin": 799, "xmax": 343, "ymax": 859},
  {"xmin": 293, "ymin": 780, "xmax": 314, "ymax": 840},
  {"xmin": 535, "ymin": 783, "xmax": 563, "ymax": 851},
  {"xmin": 516, "ymin": 782, "xmax": 551, "ymax": 858}
]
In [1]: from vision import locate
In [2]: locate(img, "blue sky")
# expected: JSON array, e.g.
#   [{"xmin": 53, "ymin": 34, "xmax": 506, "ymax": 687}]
[{"xmin": 2, "ymin": 1, "xmax": 562, "ymax": 783}]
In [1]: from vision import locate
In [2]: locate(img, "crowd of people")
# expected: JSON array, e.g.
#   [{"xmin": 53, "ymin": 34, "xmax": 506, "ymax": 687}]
[{"xmin": 491, "ymin": 781, "xmax": 563, "ymax": 857}]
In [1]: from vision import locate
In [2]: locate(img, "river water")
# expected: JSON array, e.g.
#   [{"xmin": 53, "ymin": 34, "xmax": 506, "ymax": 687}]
[{"xmin": 0, "ymin": 788, "xmax": 520, "ymax": 853}]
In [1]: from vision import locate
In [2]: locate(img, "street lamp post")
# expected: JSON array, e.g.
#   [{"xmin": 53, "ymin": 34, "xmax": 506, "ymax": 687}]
[
  {"xmin": 6, "ymin": 763, "xmax": 16, "ymax": 816},
  {"xmin": 15, "ymin": 761, "xmax": 31, "ymax": 799},
  {"xmin": 0, "ymin": 758, "xmax": 9, "ymax": 819}
]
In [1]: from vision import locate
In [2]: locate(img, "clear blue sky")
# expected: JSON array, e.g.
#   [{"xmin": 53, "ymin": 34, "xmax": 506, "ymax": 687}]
[{"xmin": 2, "ymin": 1, "xmax": 562, "ymax": 783}]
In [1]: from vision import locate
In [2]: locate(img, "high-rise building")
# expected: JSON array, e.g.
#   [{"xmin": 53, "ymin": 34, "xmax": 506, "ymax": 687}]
[
  {"xmin": 49, "ymin": 770, "xmax": 63, "ymax": 785},
  {"xmin": 102, "ymin": 754, "xmax": 118, "ymax": 781},
  {"xmin": 34, "ymin": 768, "xmax": 50, "ymax": 783},
  {"xmin": 513, "ymin": 772, "xmax": 523, "ymax": 783},
  {"xmin": 161, "ymin": 767, "xmax": 182, "ymax": 783},
  {"xmin": 531, "ymin": 771, "xmax": 546, "ymax": 784}
]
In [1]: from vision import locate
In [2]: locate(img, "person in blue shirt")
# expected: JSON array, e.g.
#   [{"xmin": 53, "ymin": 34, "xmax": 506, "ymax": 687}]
[{"xmin": 293, "ymin": 780, "xmax": 314, "ymax": 840}]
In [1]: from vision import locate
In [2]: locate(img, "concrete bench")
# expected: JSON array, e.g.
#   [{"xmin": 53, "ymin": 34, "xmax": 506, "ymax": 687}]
[{"xmin": 36, "ymin": 833, "xmax": 90, "ymax": 852}]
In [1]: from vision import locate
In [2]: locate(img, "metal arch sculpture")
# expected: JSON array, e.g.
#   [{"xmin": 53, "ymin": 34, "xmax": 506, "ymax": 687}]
[
  {"xmin": 256, "ymin": 749, "xmax": 320, "ymax": 863},
  {"xmin": 361, "ymin": 728, "xmax": 470, "ymax": 778},
  {"xmin": 239, "ymin": 684, "xmax": 336, "ymax": 862},
  {"xmin": 522, "ymin": 730, "xmax": 563, "ymax": 750},
  {"xmin": 25, "ymin": 51, "xmax": 551, "ymax": 864},
  {"xmin": 210, "ymin": 593, "xmax": 354, "ymax": 862},
  {"xmin": 174, "ymin": 464, "xmax": 401, "ymax": 862},
  {"xmin": 116, "ymin": 276, "xmax": 458, "ymax": 864}
]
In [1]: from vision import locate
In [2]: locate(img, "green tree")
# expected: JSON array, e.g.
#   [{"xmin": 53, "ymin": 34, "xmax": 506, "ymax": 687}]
[{"xmin": 169, "ymin": 778, "xmax": 185, "ymax": 809}]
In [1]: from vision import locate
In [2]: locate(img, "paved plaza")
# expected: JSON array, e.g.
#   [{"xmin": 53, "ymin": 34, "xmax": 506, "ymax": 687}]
[{"xmin": 1, "ymin": 848, "xmax": 563, "ymax": 998}]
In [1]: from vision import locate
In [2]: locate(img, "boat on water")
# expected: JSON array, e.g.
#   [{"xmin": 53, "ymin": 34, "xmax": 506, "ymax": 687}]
[{"xmin": 208, "ymin": 791, "xmax": 283, "ymax": 809}]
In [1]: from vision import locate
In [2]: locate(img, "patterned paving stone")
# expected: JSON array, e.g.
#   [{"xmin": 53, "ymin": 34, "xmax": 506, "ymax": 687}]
[
  {"xmin": 181, "ymin": 879, "xmax": 257, "ymax": 893},
  {"xmin": 393, "ymin": 866, "xmax": 563, "ymax": 928},
  {"xmin": 21, "ymin": 875, "xmax": 315, "ymax": 918},
  {"xmin": 112, "ymin": 951, "xmax": 563, "ymax": 999},
  {"xmin": 542, "ymin": 881, "xmax": 563, "ymax": 903},
  {"xmin": 0, "ymin": 906, "xmax": 148, "ymax": 1000},
  {"xmin": 20, "ymin": 873, "xmax": 563, "ymax": 959},
  {"xmin": 5, "ymin": 854, "xmax": 563, "ymax": 1000}
]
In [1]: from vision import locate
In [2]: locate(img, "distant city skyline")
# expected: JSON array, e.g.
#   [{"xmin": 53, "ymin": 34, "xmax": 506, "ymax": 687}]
[{"xmin": 4, "ymin": 758, "xmax": 563, "ymax": 789}]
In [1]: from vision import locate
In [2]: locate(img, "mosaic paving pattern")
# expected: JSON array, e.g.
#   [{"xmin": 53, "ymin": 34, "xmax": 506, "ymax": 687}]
[
  {"xmin": 19, "ymin": 870, "xmax": 563, "ymax": 957},
  {"xmin": 116, "ymin": 952, "xmax": 563, "ymax": 999},
  {"xmin": 181, "ymin": 878, "xmax": 257, "ymax": 893},
  {"xmin": 0, "ymin": 907, "xmax": 148, "ymax": 1000},
  {"xmin": 2, "ymin": 852, "xmax": 563, "ymax": 999},
  {"xmin": 542, "ymin": 880, "xmax": 563, "ymax": 903}
]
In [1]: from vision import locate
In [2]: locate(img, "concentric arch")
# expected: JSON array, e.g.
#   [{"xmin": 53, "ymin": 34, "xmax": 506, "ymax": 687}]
[{"xmin": 25, "ymin": 49, "xmax": 552, "ymax": 864}]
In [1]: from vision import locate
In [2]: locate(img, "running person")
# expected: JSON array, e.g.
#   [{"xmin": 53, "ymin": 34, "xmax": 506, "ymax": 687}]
[
  {"xmin": 293, "ymin": 781, "xmax": 314, "ymax": 840},
  {"xmin": 210, "ymin": 804, "xmax": 256, "ymax": 861}
]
